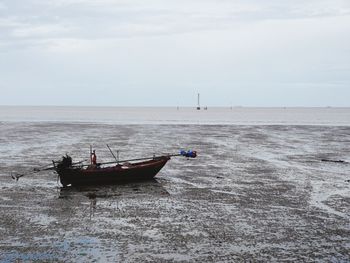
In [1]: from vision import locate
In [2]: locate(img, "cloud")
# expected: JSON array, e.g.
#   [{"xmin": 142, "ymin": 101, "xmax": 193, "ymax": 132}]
[
  {"xmin": 1, "ymin": 0, "xmax": 349, "ymax": 56},
  {"xmin": 1, "ymin": 0, "xmax": 349, "ymax": 51},
  {"xmin": 11, "ymin": 23, "xmax": 73, "ymax": 38},
  {"xmin": 0, "ymin": 0, "xmax": 349, "ymax": 106}
]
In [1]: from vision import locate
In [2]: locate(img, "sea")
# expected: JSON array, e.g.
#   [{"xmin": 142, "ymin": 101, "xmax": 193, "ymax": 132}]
[{"xmin": 0, "ymin": 106, "xmax": 349, "ymax": 262}]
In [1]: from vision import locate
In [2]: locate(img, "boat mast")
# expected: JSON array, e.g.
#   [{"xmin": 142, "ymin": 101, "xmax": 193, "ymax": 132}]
[
  {"xmin": 90, "ymin": 145, "xmax": 93, "ymax": 165},
  {"xmin": 106, "ymin": 144, "xmax": 118, "ymax": 164}
]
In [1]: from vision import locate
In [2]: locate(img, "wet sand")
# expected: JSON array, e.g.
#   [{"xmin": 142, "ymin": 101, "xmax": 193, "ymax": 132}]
[{"xmin": 0, "ymin": 123, "xmax": 349, "ymax": 262}]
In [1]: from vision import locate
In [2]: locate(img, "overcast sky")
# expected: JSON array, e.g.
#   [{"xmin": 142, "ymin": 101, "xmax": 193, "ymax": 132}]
[{"xmin": 0, "ymin": 0, "xmax": 349, "ymax": 107}]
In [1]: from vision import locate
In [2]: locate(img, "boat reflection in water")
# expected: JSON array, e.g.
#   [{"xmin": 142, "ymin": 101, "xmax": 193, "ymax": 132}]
[{"xmin": 57, "ymin": 179, "xmax": 170, "ymax": 218}]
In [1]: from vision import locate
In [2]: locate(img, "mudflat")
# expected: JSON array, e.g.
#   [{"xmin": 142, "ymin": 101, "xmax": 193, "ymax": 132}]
[{"xmin": 0, "ymin": 123, "xmax": 349, "ymax": 262}]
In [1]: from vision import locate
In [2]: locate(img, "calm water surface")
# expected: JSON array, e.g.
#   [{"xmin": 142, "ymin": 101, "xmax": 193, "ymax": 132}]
[{"xmin": 1, "ymin": 106, "xmax": 350, "ymax": 125}]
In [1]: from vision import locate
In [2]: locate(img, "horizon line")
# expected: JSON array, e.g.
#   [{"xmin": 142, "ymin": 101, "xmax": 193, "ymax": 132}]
[{"xmin": 0, "ymin": 105, "xmax": 348, "ymax": 109}]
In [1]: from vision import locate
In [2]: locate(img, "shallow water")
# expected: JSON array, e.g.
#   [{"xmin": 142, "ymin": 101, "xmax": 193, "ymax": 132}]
[
  {"xmin": 1, "ymin": 106, "xmax": 350, "ymax": 125},
  {"xmin": 0, "ymin": 109, "xmax": 349, "ymax": 262}
]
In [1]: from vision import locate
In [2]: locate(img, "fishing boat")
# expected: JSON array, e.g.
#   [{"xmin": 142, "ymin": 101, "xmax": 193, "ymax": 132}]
[
  {"xmin": 54, "ymin": 155, "xmax": 169, "ymax": 187},
  {"xmin": 12, "ymin": 147, "xmax": 197, "ymax": 187},
  {"xmin": 52, "ymin": 150, "xmax": 197, "ymax": 187}
]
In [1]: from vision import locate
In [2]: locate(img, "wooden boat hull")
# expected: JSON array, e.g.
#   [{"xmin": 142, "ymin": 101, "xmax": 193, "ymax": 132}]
[{"xmin": 57, "ymin": 156, "xmax": 170, "ymax": 187}]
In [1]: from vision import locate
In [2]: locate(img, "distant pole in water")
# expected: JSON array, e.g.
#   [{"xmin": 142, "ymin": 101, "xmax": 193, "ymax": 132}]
[{"xmin": 197, "ymin": 93, "xmax": 200, "ymax": 110}]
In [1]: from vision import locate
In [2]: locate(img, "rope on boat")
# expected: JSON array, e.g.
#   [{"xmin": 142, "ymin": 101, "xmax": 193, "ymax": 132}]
[{"xmin": 69, "ymin": 149, "xmax": 197, "ymax": 168}]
